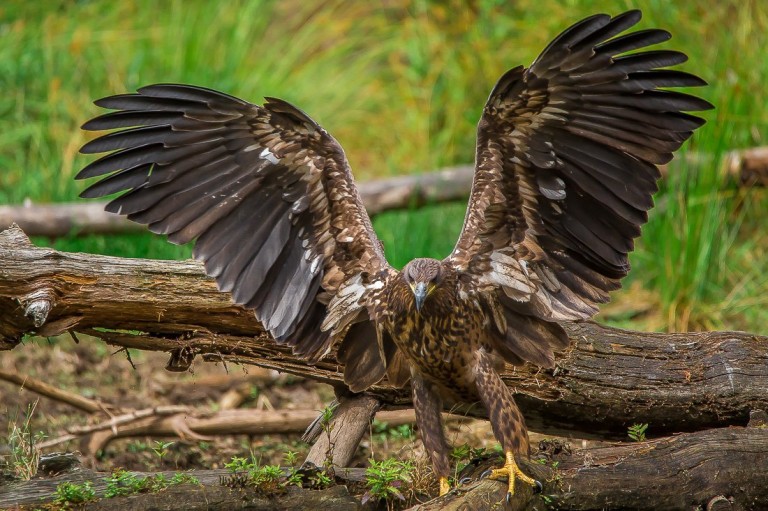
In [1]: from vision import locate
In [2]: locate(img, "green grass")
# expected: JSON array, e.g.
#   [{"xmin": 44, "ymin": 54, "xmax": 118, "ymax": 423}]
[
  {"xmin": 2, "ymin": 0, "xmax": 767, "ymax": 332},
  {"xmin": 374, "ymin": 202, "xmax": 466, "ymax": 269}
]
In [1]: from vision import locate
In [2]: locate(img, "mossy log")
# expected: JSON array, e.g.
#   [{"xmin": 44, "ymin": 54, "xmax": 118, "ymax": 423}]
[{"xmin": 2, "ymin": 426, "xmax": 767, "ymax": 510}]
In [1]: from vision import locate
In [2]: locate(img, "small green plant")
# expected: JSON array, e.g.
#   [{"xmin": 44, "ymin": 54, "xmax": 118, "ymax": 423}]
[
  {"xmin": 170, "ymin": 472, "xmax": 201, "ymax": 486},
  {"xmin": 151, "ymin": 440, "xmax": 175, "ymax": 460},
  {"xmin": 224, "ymin": 456, "xmax": 250, "ymax": 473},
  {"xmin": 149, "ymin": 473, "xmax": 169, "ymax": 492},
  {"xmin": 104, "ymin": 469, "xmax": 140, "ymax": 498},
  {"xmin": 285, "ymin": 469, "xmax": 303, "ymax": 487},
  {"xmin": 54, "ymin": 481, "xmax": 96, "ymax": 506},
  {"xmin": 362, "ymin": 458, "xmax": 414, "ymax": 507},
  {"xmin": 283, "ymin": 450, "xmax": 299, "ymax": 466},
  {"xmin": 249, "ymin": 464, "xmax": 283, "ymax": 490},
  {"xmin": 450, "ymin": 442, "xmax": 487, "ymax": 477},
  {"xmin": 628, "ymin": 423, "xmax": 648, "ymax": 442},
  {"xmin": 282, "ymin": 450, "xmax": 303, "ymax": 488},
  {"xmin": 7, "ymin": 400, "xmax": 46, "ymax": 480},
  {"xmin": 222, "ymin": 454, "xmax": 288, "ymax": 491},
  {"xmin": 103, "ymin": 469, "xmax": 197, "ymax": 498},
  {"xmin": 309, "ymin": 470, "xmax": 333, "ymax": 489},
  {"xmin": 318, "ymin": 403, "xmax": 337, "ymax": 478},
  {"xmin": 372, "ymin": 420, "xmax": 414, "ymax": 444},
  {"xmin": 127, "ymin": 440, "xmax": 149, "ymax": 453},
  {"xmin": 392, "ymin": 424, "xmax": 414, "ymax": 440}
]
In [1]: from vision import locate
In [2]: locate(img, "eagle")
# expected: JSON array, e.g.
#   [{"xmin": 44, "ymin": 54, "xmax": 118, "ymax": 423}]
[{"xmin": 76, "ymin": 10, "xmax": 711, "ymax": 499}]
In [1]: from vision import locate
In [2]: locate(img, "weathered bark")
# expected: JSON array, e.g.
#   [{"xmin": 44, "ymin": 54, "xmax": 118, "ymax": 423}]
[
  {"xmin": 2, "ymin": 427, "xmax": 766, "ymax": 510},
  {"xmin": 409, "ymin": 426, "xmax": 768, "ymax": 511},
  {"xmin": 1, "ymin": 225, "xmax": 766, "ymax": 441},
  {"xmin": 304, "ymin": 395, "xmax": 382, "ymax": 470},
  {"xmin": 3, "ymin": 146, "xmax": 765, "ymax": 239}
]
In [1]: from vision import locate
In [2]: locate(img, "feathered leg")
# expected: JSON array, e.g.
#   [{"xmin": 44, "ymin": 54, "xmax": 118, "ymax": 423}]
[
  {"xmin": 474, "ymin": 352, "xmax": 539, "ymax": 499},
  {"xmin": 411, "ymin": 374, "xmax": 451, "ymax": 495}
]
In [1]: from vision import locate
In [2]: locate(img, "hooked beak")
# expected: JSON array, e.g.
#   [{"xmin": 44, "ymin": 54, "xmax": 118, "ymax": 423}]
[{"xmin": 412, "ymin": 282, "xmax": 428, "ymax": 312}]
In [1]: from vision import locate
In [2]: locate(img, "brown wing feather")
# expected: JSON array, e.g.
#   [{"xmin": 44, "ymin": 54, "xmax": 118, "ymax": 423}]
[
  {"xmin": 78, "ymin": 84, "xmax": 390, "ymax": 364},
  {"xmin": 447, "ymin": 11, "xmax": 712, "ymax": 363}
]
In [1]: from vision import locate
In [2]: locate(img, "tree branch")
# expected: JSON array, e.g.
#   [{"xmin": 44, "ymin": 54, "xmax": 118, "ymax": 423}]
[{"xmin": 0, "ymin": 369, "xmax": 111, "ymax": 414}]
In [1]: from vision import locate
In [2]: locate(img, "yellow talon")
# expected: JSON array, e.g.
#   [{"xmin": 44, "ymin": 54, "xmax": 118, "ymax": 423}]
[
  {"xmin": 439, "ymin": 477, "xmax": 451, "ymax": 496},
  {"xmin": 487, "ymin": 451, "xmax": 538, "ymax": 497}
]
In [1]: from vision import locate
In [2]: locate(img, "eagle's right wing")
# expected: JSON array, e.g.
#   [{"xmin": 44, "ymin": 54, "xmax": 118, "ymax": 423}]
[{"xmin": 78, "ymin": 85, "xmax": 394, "ymax": 384}]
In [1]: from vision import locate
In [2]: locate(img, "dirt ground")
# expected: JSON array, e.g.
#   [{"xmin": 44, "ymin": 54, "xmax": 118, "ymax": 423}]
[{"xmin": 0, "ymin": 334, "xmax": 503, "ymax": 483}]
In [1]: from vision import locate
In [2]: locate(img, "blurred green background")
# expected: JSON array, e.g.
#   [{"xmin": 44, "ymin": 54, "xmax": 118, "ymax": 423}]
[{"xmin": 1, "ymin": 0, "xmax": 766, "ymax": 333}]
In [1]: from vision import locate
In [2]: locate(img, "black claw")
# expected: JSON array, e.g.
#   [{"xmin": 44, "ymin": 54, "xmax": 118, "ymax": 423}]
[
  {"xmin": 480, "ymin": 469, "xmax": 493, "ymax": 479},
  {"xmin": 533, "ymin": 480, "xmax": 543, "ymax": 494},
  {"xmin": 459, "ymin": 476, "xmax": 473, "ymax": 485},
  {"xmin": 506, "ymin": 491, "xmax": 513, "ymax": 503}
]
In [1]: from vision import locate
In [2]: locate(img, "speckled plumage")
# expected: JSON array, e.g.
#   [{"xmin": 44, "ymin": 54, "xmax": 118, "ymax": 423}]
[
  {"xmin": 77, "ymin": 10, "xmax": 711, "ymax": 496},
  {"xmin": 379, "ymin": 258, "xmax": 537, "ymax": 478}
]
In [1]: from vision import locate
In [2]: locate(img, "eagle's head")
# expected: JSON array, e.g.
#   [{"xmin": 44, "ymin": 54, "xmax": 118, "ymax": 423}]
[{"xmin": 402, "ymin": 258, "xmax": 444, "ymax": 312}]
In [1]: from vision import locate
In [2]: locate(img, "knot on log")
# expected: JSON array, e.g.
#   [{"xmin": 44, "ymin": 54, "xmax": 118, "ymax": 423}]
[
  {"xmin": 165, "ymin": 346, "xmax": 196, "ymax": 372},
  {"xmin": 706, "ymin": 495, "xmax": 734, "ymax": 511},
  {"xmin": 748, "ymin": 409, "xmax": 768, "ymax": 428},
  {"xmin": 22, "ymin": 288, "xmax": 56, "ymax": 328}
]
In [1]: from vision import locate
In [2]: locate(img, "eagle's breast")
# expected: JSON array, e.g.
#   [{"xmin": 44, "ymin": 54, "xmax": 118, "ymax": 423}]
[{"xmin": 381, "ymin": 270, "xmax": 485, "ymax": 397}]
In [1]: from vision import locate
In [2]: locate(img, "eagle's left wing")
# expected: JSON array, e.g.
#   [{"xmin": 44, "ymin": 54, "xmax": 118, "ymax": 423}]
[
  {"xmin": 77, "ymin": 85, "xmax": 394, "ymax": 382},
  {"xmin": 445, "ymin": 10, "xmax": 712, "ymax": 367}
]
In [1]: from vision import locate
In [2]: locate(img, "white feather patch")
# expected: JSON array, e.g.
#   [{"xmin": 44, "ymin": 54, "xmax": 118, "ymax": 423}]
[
  {"xmin": 321, "ymin": 274, "xmax": 367, "ymax": 333},
  {"xmin": 259, "ymin": 147, "xmax": 280, "ymax": 164},
  {"xmin": 489, "ymin": 261, "xmax": 534, "ymax": 295}
]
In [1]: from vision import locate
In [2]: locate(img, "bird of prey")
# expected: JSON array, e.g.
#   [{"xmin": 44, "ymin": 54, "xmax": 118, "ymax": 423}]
[{"xmin": 76, "ymin": 10, "xmax": 711, "ymax": 499}]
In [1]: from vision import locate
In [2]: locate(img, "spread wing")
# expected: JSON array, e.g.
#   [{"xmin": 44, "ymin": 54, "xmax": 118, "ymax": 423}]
[
  {"xmin": 446, "ymin": 10, "xmax": 713, "ymax": 366},
  {"xmin": 77, "ymin": 84, "xmax": 393, "ymax": 368}
]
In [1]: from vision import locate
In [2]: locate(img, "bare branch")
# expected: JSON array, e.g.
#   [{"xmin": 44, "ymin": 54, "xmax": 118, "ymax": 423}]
[{"xmin": 0, "ymin": 369, "xmax": 110, "ymax": 414}]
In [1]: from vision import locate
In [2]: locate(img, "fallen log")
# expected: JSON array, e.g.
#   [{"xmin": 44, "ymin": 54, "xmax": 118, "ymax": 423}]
[
  {"xmin": 0, "ymin": 467, "xmax": 366, "ymax": 511},
  {"xmin": 725, "ymin": 145, "xmax": 768, "ymax": 186},
  {"xmin": 410, "ymin": 425, "xmax": 768, "ymax": 511},
  {"xmin": 0, "ymin": 165, "xmax": 474, "ymax": 238},
  {"xmin": 2, "ymin": 426, "xmax": 766, "ymax": 510},
  {"xmin": 1, "ymin": 224, "xmax": 766, "ymax": 441},
  {"xmin": 2, "ymin": 145, "xmax": 766, "ymax": 238},
  {"xmin": 31, "ymin": 404, "xmax": 450, "ymax": 457}
]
